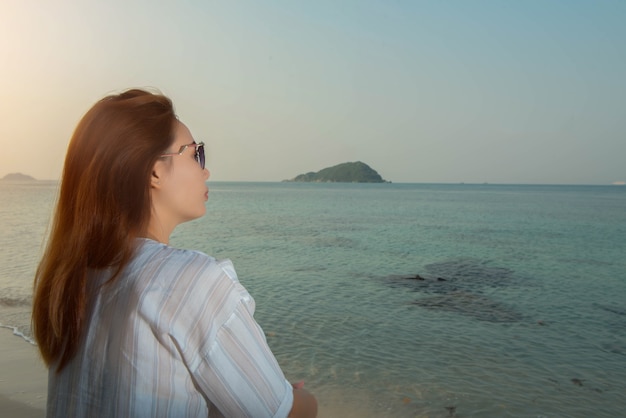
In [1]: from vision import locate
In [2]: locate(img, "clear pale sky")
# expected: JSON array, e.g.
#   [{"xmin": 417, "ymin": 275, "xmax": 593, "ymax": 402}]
[{"xmin": 1, "ymin": 1, "xmax": 624, "ymax": 184}]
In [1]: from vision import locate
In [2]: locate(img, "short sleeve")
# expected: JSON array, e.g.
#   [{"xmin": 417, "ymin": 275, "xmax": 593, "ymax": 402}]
[
  {"xmin": 192, "ymin": 301, "xmax": 294, "ymax": 417},
  {"xmin": 148, "ymin": 253, "xmax": 293, "ymax": 417}
]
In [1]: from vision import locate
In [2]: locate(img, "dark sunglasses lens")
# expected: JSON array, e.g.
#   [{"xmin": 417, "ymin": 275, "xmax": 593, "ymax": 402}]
[{"xmin": 197, "ymin": 145, "xmax": 205, "ymax": 169}]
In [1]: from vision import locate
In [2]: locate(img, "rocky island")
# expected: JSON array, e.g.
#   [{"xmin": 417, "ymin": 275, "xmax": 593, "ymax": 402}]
[
  {"xmin": 1, "ymin": 172, "xmax": 36, "ymax": 181},
  {"xmin": 285, "ymin": 161, "xmax": 388, "ymax": 183}
]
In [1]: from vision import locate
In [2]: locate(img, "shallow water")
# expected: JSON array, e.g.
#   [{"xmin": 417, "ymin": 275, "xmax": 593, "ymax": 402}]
[{"xmin": 1, "ymin": 181, "xmax": 625, "ymax": 417}]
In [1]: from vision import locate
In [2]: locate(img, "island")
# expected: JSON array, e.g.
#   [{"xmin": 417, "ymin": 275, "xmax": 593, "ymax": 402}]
[
  {"xmin": 1, "ymin": 172, "xmax": 36, "ymax": 181},
  {"xmin": 284, "ymin": 161, "xmax": 389, "ymax": 183}
]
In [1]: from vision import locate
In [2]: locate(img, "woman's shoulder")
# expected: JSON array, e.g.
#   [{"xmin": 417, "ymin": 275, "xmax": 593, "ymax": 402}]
[
  {"xmin": 131, "ymin": 239, "xmax": 250, "ymax": 326},
  {"xmin": 133, "ymin": 238, "xmax": 238, "ymax": 286},
  {"xmin": 135, "ymin": 238, "xmax": 219, "ymax": 264}
]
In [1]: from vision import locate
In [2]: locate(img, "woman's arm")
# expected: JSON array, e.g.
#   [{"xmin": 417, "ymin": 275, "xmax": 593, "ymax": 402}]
[
  {"xmin": 168, "ymin": 258, "xmax": 318, "ymax": 417},
  {"xmin": 289, "ymin": 386, "xmax": 317, "ymax": 418}
]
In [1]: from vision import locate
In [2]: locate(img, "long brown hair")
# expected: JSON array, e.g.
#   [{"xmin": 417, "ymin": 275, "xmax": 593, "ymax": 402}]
[{"xmin": 33, "ymin": 89, "xmax": 177, "ymax": 371}]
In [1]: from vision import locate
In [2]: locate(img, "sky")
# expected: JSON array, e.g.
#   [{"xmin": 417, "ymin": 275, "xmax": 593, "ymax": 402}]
[{"xmin": 1, "ymin": 0, "xmax": 625, "ymax": 184}]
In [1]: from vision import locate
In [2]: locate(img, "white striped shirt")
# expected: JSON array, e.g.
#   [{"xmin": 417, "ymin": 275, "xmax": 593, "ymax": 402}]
[{"xmin": 47, "ymin": 239, "xmax": 293, "ymax": 417}]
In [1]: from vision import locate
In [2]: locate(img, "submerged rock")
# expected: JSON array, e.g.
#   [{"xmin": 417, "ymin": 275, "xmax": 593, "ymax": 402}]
[
  {"xmin": 412, "ymin": 291, "xmax": 522, "ymax": 323},
  {"xmin": 386, "ymin": 258, "xmax": 524, "ymax": 323},
  {"xmin": 424, "ymin": 258, "xmax": 515, "ymax": 288}
]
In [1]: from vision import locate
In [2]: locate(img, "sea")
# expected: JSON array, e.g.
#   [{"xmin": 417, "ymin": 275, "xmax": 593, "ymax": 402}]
[{"xmin": 1, "ymin": 180, "xmax": 625, "ymax": 417}]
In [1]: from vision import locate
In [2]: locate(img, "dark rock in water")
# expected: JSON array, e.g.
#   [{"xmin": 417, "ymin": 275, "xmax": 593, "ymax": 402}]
[
  {"xmin": 389, "ymin": 259, "xmax": 519, "ymax": 295},
  {"xmin": 386, "ymin": 274, "xmax": 449, "ymax": 293},
  {"xmin": 424, "ymin": 258, "xmax": 515, "ymax": 289},
  {"xmin": 412, "ymin": 291, "xmax": 522, "ymax": 323},
  {"xmin": 385, "ymin": 258, "xmax": 524, "ymax": 323},
  {"xmin": 445, "ymin": 405, "xmax": 457, "ymax": 417}
]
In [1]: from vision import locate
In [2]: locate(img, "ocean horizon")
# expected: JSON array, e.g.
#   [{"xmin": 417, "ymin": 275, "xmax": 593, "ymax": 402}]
[{"xmin": 1, "ymin": 180, "xmax": 625, "ymax": 417}]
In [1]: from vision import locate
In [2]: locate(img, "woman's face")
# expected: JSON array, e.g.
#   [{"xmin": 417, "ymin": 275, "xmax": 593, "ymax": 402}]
[{"xmin": 151, "ymin": 121, "xmax": 210, "ymax": 230}]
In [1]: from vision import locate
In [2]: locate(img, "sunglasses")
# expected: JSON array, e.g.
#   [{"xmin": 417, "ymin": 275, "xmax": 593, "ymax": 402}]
[{"xmin": 160, "ymin": 141, "xmax": 205, "ymax": 169}]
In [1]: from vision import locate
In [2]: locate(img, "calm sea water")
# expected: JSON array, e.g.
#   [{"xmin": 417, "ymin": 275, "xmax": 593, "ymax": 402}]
[{"xmin": 1, "ymin": 180, "xmax": 625, "ymax": 417}]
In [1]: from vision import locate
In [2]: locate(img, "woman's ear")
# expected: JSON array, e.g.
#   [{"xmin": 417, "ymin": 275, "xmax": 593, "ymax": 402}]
[
  {"xmin": 151, "ymin": 172, "xmax": 160, "ymax": 189},
  {"xmin": 151, "ymin": 160, "xmax": 165, "ymax": 189}
]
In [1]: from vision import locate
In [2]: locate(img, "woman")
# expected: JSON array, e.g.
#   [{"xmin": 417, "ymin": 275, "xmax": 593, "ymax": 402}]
[{"xmin": 32, "ymin": 89, "xmax": 317, "ymax": 417}]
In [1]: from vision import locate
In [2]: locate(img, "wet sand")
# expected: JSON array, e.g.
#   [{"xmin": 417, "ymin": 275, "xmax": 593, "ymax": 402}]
[{"xmin": 0, "ymin": 328, "xmax": 46, "ymax": 418}]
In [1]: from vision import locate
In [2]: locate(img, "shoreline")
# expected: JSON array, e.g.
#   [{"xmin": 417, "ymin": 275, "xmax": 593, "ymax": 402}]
[
  {"xmin": 0, "ymin": 328, "xmax": 399, "ymax": 418},
  {"xmin": 0, "ymin": 327, "xmax": 46, "ymax": 417}
]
